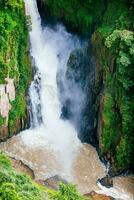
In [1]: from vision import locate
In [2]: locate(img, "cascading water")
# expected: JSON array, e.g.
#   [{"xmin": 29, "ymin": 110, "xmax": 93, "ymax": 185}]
[
  {"xmin": 0, "ymin": 0, "xmax": 133, "ymax": 199},
  {"xmin": 23, "ymin": 0, "xmax": 82, "ymax": 175},
  {"xmin": 28, "ymin": 70, "xmax": 42, "ymax": 127}
]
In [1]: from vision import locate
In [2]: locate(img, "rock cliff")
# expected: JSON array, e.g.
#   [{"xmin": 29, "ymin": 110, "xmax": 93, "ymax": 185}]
[{"xmin": 0, "ymin": 1, "xmax": 32, "ymax": 140}]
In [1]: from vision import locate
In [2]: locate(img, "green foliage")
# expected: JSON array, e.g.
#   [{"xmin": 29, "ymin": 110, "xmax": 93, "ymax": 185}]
[
  {"xmin": 0, "ymin": 153, "xmax": 11, "ymax": 168},
  {"xmin": 0, "ymin": 0, "xmax": 23, "ymax": 10},
  {"xmin": 0, "ymin": 0, "xmax": 32, "ymax": 129},
  {"xmin": 105, "ymin": 29, "xmax": 134, "ymax": 90},
  {"xmin": 102, "ymin": 94, "xmax": 116, "ymax": 153},
  {"xmin": 0, "ymin": 152, "xmax": 49, "ymax": 200},
  {"xmin": 92, "ymin": 0, "xmax": 134, "ymax": 171},
  {"xmin": 43, "ymin": 0, "xmax": 105, "ymax": 35},
  {"xmin": 0, "ymin": 117, "xmax": 6, "ymax": 127},
  {"xmin": 104, "ymin": 27, "xmax": 134, "ymax": 170},
  {"xmin": 0, "ymin": 171, "xmax": 12, "ymax": 185},
  {"xmin": 0, "ymin": 183, "xmax": 21, "ymax": 200},
  {"xmin": 116, "ymin": 136, "xmax": 133, "ymax": 169},
  {"xmin": 9, "ymin": 93, "xmax": 27, "ymax": 132},
  {"xmin": 0, "ymin": 153, "xmax": 85, "ymax": 200},
  {"xmin": 53, "ymin": 183, "xmax": 85, "ymax": 200}
]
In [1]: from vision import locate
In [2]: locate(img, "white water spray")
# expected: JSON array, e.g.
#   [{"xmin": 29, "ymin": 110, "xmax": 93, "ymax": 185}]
[{"xmin": 24, "ymin": 0, "xmax": 81, "ymax": 175}]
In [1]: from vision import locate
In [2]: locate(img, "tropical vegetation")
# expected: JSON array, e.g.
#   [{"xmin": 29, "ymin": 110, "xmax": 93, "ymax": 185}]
[{"xmin": 0, "ymin": 152, "xmax": 86, "ymax": 200}]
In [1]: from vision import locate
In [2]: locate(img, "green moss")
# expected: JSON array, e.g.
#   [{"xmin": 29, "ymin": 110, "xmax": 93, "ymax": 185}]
[
  {"xmin": 92, "ymin": 0, "xmax": 134, "ymax": 171},
  {"xmin": 101, "ymin": 94, "xmax": 115, "ymax": 153},
  {"xmin": 0, "ymin": 117, "xmax": 6, "ymax": 127},
  {"xmin": 115, "ymin": 136, "xmax": 133, "ymax": 170},
  {"xmin": 101, "ymin": 0, "xmax": 128, "ymax": 29},
  {"xmin": 0, "ymin": 0, "xmax": 32, "ymax": 135},
  {"xmin": 42, "ymin": 0, "xmax": 105, "ymax": 35}
]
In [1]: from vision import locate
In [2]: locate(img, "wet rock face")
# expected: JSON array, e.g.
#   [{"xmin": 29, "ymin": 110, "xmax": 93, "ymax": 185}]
[
  {"xmin": 61, "ymin": 99, "xmax": 72, "ymax": 119},
  {"xmin": 0, "ymin": 78, "xmax": 15, "ymax": 119},
  {"xmin": 10, "ymin": 115, "xmax": 30, "ymax": 136},
  {"xmin": 36, "ymin": 0, "xmax": 57, "ymax": 26},
  {"xmin": 0, "ymin": 106, "xmax": 30, "ymax": 141},
  {"xmin": 10, "ymin": 157, "xmax": 35, "ymax": 179},
  {"xmin": 59, "ymin": 42, "xmax": 100, "ymax": 146},
  {"xmin": 0, "ymin": 77, "xmax": 30, "ymax": 141}
]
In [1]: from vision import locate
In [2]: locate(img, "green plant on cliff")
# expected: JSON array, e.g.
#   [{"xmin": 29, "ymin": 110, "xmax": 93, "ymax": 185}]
[
  {"xmin": 115, "ymin": 136, "xmax": 133, "ymax": 169},
  {"xmin": 0, "ymin": 0, "xmax": 23, "ymax": 8},
  {"xmin": 43, "ymin": 0, "xmax": 105, "ymax": 35},
  {"xmin": 105, "ymin": 29, "xmax": 134, "ymax": 170},
  {"xmin": 93, "ymin": 0, "xmax": 134, "ymax": 171},
  {"xmin": 0, "ymin": 0, "xmax": 32, "ymax": 133}
]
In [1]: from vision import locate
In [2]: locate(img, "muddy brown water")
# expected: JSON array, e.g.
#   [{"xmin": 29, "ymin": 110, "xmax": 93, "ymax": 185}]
[{"xmin": 0, "ymin": 133, "xmax": 133, "ymax": 200}]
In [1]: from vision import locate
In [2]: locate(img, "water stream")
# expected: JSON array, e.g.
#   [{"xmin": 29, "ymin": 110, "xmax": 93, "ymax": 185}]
[{"xmin": 0, "ymin": 0, "xmax": 133, "ymax": 199}]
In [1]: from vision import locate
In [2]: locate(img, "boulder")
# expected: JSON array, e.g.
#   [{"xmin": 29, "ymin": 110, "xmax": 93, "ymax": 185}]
[
  {"xmin": 84, "ymin": 191, "xmax": 115, "ymax": 200},
  {"xmin": 10, "ymin": 157, "xmax": 35, "ymax": 179},
  {"xmin": 98, "ymin": 175, "xmax": 113, "ymax": 188},
  {"xmin": 43, "ymin": 175, "xmax": 68, "ymax": 190}
]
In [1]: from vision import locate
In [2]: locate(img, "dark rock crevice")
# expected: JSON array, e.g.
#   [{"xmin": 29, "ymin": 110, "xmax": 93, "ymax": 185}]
[{"xmin": 58, "ymin": 41, "xmax": 103, "ymax": 147}]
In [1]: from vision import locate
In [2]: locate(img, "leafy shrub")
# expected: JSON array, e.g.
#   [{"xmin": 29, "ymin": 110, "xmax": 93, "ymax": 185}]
[
  {"xmin": 0, "ymin": 183, "xmax": 21, "ymax": 200},
  {"xmin": 53, "ymin": 183, "xmax": 85, "ymax": 200},
  {"xmin": 116, "ymin": 136, "xmax": 133, "ymax": 169},
  {"xmin": 92, "ymin": 0, "xmax": 134, "ymax": 171},
  {"xmin": 0, "ymin": 153, "xmax": 11, "ymax": 168},
  {"xmin": 0, "ymin": 153, "xmax": 50, "ymax": 200},
  {"xmin": 0, "ymin": 171, "xmax": 12, "ymax": 185}
]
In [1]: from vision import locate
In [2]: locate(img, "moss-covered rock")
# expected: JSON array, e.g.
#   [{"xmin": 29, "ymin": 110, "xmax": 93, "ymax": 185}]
[{"xmin": 91, "ymin": 0, "xmax": 134, "ymax": 173}]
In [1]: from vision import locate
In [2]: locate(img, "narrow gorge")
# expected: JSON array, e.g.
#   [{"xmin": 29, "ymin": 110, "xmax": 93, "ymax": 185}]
[{"xmin": 0, "ymin": 0, "xmax": 134, "ymax": 200}]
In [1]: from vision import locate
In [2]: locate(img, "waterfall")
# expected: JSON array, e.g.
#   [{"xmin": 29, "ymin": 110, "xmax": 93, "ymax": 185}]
[
  {"xmin": 24, "ymin": 0, "xmax": 82, "ymax": 175},
  {"xmin": 0, "ymin": 1, "xmax": 133, "ymax": 199}
]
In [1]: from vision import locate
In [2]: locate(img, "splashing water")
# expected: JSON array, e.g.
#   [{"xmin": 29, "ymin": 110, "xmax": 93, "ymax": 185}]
[
  {"xmin": 23, "ymin": 0, "xmax": 83, "ymax": 175},
  {"xmin": 0, "ymin": 0, "xmax": 134, "ymax": 199}
]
